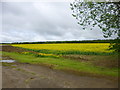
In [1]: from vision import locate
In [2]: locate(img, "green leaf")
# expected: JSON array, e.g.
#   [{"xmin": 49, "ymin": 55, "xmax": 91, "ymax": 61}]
[
  {"xmin": 72, "ymin": 14, "xmax": 76, "ymax": 17},
  {"xmin": 70, "ymin": 3, "xmax": 72, "ymax": 6},
  {"xmin": 103, "ymin": 35, "xmax": 108, "ymax": 38}
]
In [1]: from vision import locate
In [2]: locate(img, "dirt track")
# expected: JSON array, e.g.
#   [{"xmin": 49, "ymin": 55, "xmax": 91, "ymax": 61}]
[
  {"xmin": 1, "ymin": 45, "xmax": 119, "ymax": 88},
  {"xmin": 2, "ymin": 63, "xmax": 118, "ymax": 88}
]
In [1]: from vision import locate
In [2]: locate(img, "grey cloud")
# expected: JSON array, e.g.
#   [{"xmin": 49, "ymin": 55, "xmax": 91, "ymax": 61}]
[{"xmin": 1, "ymin": 2, "xmax": 117, "ymax": 43}]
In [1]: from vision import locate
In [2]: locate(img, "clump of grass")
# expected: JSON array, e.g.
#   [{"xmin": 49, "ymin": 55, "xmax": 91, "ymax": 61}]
[{"xmin": 16, "ymin": 68, "xmax": 36, "ymax": 75}]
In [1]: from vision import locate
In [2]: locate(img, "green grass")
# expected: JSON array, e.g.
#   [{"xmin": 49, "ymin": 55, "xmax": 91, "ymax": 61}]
[
  {"xmin": 2, "ymin": 51, "xmax": 118, "ymax": 77},
  {"xmin": 2, "ymin": 63, "xmax": 17, "ymax": 68}
]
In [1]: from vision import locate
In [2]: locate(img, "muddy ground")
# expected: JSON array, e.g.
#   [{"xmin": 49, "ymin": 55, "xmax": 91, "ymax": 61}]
[{"xmin": 1, "ymin": 45, "xmax": 119, "ymax": 88}]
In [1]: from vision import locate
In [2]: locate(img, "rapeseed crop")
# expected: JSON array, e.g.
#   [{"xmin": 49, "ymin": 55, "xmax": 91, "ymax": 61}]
[{"xmin": 12, "ymin": 43, "xmax": 114, "ymax": 55}]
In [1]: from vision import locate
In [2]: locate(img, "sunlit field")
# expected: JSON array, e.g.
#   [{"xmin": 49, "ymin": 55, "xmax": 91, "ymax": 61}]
[{"xmin": 12, "ymin": 43, "xmax": 114, "ymax": 55}]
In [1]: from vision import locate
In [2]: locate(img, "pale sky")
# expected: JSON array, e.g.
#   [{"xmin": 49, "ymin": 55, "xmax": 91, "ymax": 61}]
[{"xmin": 1, "ymin": 1, "xmax": 117, "ymax": 43}]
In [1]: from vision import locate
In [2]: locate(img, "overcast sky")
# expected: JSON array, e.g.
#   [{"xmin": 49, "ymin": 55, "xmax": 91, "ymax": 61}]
[{"xmin": 1, "ymin": 1, "xmax": 117, "ymax": 43}]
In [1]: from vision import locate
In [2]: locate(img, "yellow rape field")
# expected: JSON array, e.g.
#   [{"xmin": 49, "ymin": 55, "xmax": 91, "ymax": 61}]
[{"xmin": 12, "ymin": 43, "xmax": 113, "ymax": 53}]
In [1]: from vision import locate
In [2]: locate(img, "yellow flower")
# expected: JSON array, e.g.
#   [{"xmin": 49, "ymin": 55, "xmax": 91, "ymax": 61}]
[
  {"xmin": 12, "ymin": 43, "xmax": 113, "ymax": 54},
  {"xmin": 22, "ymin": 52, "xmax": 30, "ymax": 54}
]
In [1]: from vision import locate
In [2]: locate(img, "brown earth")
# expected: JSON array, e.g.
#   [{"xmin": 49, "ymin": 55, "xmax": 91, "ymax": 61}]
[
  {"xmin": 1, "ymin": 45, "xmax": 32, "ymax": 53},
  {"xmin": 2, "ymin": 62, "xmax": 118, "ymax": 88},
  {"xmin": 1, "ymin": 45, "xmax": 119, "ymax": 88}
]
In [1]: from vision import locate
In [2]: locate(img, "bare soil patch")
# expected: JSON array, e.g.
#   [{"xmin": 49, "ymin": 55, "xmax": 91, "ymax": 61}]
[{"xmin": 1, "ymin": 45, "xmax": 30, "ymax": 53}]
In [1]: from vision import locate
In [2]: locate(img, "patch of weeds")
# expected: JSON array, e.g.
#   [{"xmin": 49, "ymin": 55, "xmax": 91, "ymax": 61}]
[
  {"xmin": 39, "ymin": 75, "xmax": 47, "ymax": 79},
  {"xmin": 16, "ymin": 68, "xmax": 22, "ymax": 71},
  {"xmin": 25, "ymin": 77, "xmax": 35, "ymax": 84},
  {"xmin": 16, "ymin": 68, "xmax": 36, "ymax": 75},
  {"xmin": 2, "ymin": 63, "xmax": 17, "ymax": 68},
  {"xmin": 10, "ymin": 66, "xmax": 17, "ymax": 68},
  {"xmin": 29, "ymin": 72, "xmax": 36, "ymax": 75}
]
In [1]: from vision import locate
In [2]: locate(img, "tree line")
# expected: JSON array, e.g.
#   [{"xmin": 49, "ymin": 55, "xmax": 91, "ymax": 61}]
[{"xmin": 1, "ymin": 39, "xmax": 117, "ymax": 44}]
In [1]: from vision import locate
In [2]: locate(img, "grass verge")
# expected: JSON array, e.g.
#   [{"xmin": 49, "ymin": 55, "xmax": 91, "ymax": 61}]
[{"xmin": 2, "ymin": 51, "xmax": 118, "ymax": 77}]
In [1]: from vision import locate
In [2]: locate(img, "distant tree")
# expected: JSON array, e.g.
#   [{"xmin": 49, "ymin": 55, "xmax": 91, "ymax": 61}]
[{"xmin": 70, "ymin": 0, "xmax": 120, "ymax": 53}]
